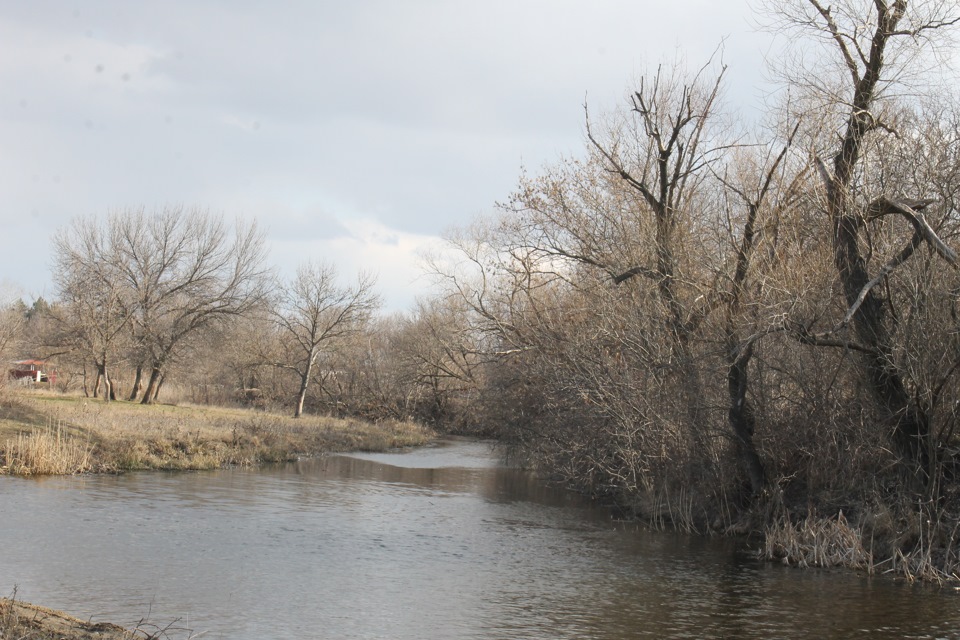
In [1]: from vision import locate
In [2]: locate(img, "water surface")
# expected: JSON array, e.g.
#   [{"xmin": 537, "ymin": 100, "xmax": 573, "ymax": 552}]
[{"xmin": 2, "ymin": 438, "xmax": 959, "ymax": 639}]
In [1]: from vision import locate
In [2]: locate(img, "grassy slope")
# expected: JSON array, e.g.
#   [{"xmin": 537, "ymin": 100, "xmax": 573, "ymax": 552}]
[{"xmin": 0, "ymin": 390, "xmax": 434, "ymax": 475}]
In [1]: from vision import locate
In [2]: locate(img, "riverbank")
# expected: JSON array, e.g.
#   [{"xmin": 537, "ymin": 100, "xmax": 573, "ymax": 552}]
[
  {"xmin": 0, "ymin": 389, "xmax": 434, "ymax": 475},
  {"xmin": 0, "ymin": 596, "xmax": 135, "ymax": 639}
]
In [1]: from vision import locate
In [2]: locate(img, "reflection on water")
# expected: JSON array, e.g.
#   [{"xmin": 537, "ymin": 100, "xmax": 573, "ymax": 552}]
[{"xmin": 1, "ymin": 437, "xmax": 959, "ymax": 639}]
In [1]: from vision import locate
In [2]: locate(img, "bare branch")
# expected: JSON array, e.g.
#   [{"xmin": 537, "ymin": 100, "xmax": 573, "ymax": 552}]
[
  {"xmin": 789, "ymin": 322, "xmax": 880, "ymax": 355},
  {"xmin": 867, "ymin": 196, "xmax": 959, "ymax": 266},
  {"xmin": 809, "ymin": 0, "xmax": 862, "ymax": 85},
  {"xmin": 842, "ymin": 229, "xmax": 923, "ymax": 325}
]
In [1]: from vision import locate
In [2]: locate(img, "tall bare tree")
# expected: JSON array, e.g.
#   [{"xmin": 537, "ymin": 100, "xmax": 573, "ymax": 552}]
[
  {"xmin": 270, "ymin": 262, "xmax": 379, "ymax": 418},
  {"xmin": 106, "ymin": 207, "xmax": 270, "ymax": 404},
  {"xmin": 715, "ymin": 130, "xmax": 806, "ymax": 498},
  {"xmin": 481, "ymin": 59, "xmax": 799, "ymax": 501},
  {"xmin": 0, "ymin": 303, "xmax": 25, "ymax": 377},
  {"xmin": 52, "ymin": 218, "xmax": 134, "ymax": 401},
  {"xmin": 51, "ymin": 207, "xmax": 270, "ymax": 404},
  {"xmin": 771, "ymin": 0, "xmax": 960, "ymax": 480}
]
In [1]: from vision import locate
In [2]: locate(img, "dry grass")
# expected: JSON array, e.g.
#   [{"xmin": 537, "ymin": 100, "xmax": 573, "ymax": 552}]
[
  {"xmin": 764, "ymin": 500, "xmax": 960, "ymax": 584},
  {"xmin": 2, "ymin": 424, "xmax": 93, "ymax": 475},
  {"xmin": 1, "ymin": 590, "xmax": 133, "ymax": 640},
  {"xmin": 870, "ymin": 504, "xmax": 960, "ymax": 585},
  {"xmin": 881, "ymin": 546, "xmax": 960, "ymax": 585},
  {"xmin": 644, "ymin": 484, "xmax": 700, "ymax": 534},
  {"xmin": 0, "ymin": 588, "xmax": 193, "ymax": 639},
  {"xmin": 763, "ymin": 511, "xmax": 872, "ymax": 571},
  {"xmin": 0, "ymin": 390, "xmax": 434, "ymax": 476}
]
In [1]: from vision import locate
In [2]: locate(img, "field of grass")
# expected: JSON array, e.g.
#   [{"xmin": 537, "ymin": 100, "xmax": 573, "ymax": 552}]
[{"xmin": 0, "ymin": 388, "xmax": 434, "ymax": 476}]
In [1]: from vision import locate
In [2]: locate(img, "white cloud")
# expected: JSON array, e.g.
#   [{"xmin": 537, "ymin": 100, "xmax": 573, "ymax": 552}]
[{"xmin": 269, "ymin": 218, "xmax": 444, "ymax": 313}]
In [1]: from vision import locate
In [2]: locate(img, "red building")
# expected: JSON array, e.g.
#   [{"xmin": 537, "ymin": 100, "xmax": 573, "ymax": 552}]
[{"xmin": 9, "ymin": 359, "xmax": 57, "ymax": 384}]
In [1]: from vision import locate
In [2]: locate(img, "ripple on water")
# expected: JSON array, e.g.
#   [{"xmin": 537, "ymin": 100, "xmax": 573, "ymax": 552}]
[{"xmin": 2, "ymin": 439, "xmax": 960, "ymax": 639}]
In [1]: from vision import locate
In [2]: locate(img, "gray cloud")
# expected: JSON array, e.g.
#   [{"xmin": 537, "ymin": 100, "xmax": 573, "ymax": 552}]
[{"xmin": 0, "ymin": 0, "xmax": 768, "ymax": 306}]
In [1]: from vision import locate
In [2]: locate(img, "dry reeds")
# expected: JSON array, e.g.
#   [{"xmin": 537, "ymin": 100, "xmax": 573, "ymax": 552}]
[
  {"xmin": 764, "ymin": 502, "xmax": 960, "ymax": 584},
  {"xmin": 1, "ymin": 587, "xmax": 183, "ymax": 639},
  {"xmin": 646, "ymin": 484, "xmax": 700, "ymax": 534},
  {"xmin": 2, "ymin": 424, "xmax": 93, "ymax": 476},
  {"xmin": 871, "ymin": 504, "xmax": 960, "ymax": 585},
  {"xmin": 764, "ymin": 511, "xmax": 872, "ymax": 570},
  {"xmin": 882, "ymin": 547, "xmax": 960, "ymax": 584}
]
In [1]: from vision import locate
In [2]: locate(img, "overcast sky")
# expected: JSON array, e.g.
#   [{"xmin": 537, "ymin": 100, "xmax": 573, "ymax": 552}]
[{"xmin": 0, "ymin": 0, "xmax": 773, "ymax": 312}]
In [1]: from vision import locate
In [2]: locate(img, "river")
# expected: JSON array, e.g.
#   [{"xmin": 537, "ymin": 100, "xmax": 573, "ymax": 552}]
[{"xmin": 2, "ymin": 438, "xmax": 959, "ymax": 639}]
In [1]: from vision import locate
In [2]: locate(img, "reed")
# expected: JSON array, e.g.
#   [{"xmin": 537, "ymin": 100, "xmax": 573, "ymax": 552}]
[
  {"xmin": 871, "ymin": 503, "xmax": 960, "ymax": 585},
  {"xmin": 763, "ymin": 511, "xmax": 872, "ymax": 571},
  {"xmin": 645, "ymin": 484, "xmax": 700, "ymax": 534},
  {"xmin": 2, "ymin": 424, "xmax": 93, "ymax": 476}
]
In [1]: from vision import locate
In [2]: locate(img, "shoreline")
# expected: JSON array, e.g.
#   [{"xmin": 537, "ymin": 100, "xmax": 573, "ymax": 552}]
[
  {"xmin": 0, "ymin": 597, "xmax": 135, "ymax": 640},
  {"xmin": 0, "ymin": 390, "xmax": 435, "ymax": 476}
]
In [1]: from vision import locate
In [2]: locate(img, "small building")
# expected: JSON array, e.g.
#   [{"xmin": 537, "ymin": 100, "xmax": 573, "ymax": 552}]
[{"xmin": 9, "ymin": 359, "xmax": 57, "ymax": 384}]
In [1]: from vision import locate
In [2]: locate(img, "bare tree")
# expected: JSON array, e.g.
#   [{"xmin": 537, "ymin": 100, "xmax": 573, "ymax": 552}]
[
  {"xmin": 105, "ymin": 207, "xmax": 270, "ymax": 404},
  {"xmin": 487, "ymin": 58, "xmax": 793, "ymax": 501},
  {"xmin": 714, "ymin": 128, "xmax": 806, "ymax": 498},
  {"xmin": 425, "ymin": 0, "xmax": 960, "ymax": 558},
  {"xmin": 52, "ymin": 218, "xmax": 134, "ymax": 401},
  {"xmin": 391, "ymin": 295, "xmax": 483, "ymax": 424},
  {"xmin": 50, "ymin": 207, "xmax": 270, "ymax": 404},
  {"xmin": 770, "ymin": 0, "xmax": 960, "ymax": 479},
  {"xmin": 0, "ymin": 304, "xmax": 25, "ymax": 377},
  {"xmin": 269, "ymin": 262, "xmax": 379, "ymax": 418}
]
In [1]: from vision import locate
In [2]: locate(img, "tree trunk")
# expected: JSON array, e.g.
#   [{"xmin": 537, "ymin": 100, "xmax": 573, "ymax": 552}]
[
  {"xmin": 140, "ymin": 366, "xmax": 162, "ymax": 405},
  {"xmin": 97, "ymin": 362, "xmax": 112, "ymax": 403},
  {"xmin": 294, "ymin": 377, "xmax": 309, "ymax": 418},
  {"xmin": 817, "ymin": 2, "xmax": 929, "ymax": 476},
  {"xmin": 723, "ymin": 193, "xmax": 777, "ymax": 502},
  {"xmin": 294, "ymin": 351, "xmax": 316, "ymax": 418},
  {"xmin": 834, "ymin": 214, "xmax": 930, "ymax": 469},
  {"xmin": 128, "ymin": 365, "xmax": 143, "ymax": 401},
  {"xmin": 726, "ymin": 338, "xmax": 766, "ymax": 498}
]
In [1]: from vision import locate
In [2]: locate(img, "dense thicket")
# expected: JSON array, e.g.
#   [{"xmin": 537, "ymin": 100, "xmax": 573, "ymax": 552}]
[{"xmin": 429, "ymin": 0, "xmax": 960, "ymax": 575}]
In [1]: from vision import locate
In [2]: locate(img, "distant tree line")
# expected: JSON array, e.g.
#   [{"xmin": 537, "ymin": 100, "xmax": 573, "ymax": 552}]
[{"xmin": 1, "ymin": 206, "xmax": 476, "ymax": 430}]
